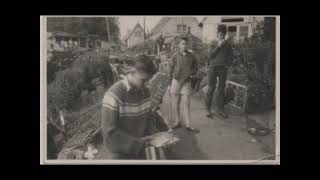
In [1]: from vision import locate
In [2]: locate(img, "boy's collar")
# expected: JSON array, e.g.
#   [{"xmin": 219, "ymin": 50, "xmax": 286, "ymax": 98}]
[
  {"xmin": 123, "ymin": 73, "xmax": 144, "ymax": 93},
  {"xmin": 179, "ymin": 50, "xmax": 187, "ymax": 54},
  {"xmin": 123, "ymin": 74, "xmax": 132, "ymax": 92}
]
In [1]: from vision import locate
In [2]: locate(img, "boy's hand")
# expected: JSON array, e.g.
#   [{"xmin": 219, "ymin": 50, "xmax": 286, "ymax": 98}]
[
  {"xmin": 141, "ymin": 135, "xmax": 154, "ymax": 141},
  {"xmin": 140, "ymin": 136, "xmax": 153, "ymax": 147}
]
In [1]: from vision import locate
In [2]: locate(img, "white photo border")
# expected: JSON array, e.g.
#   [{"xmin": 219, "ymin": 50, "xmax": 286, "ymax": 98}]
[{"xmin": 40, "ymin": 15, "xmax": 280, "ymax": 165}]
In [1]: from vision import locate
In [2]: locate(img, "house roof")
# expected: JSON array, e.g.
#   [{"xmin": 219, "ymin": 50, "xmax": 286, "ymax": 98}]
[
  {"xmin": 150, "ymin": 17, "xmax": 200, "ymax": 37},
  {"xmin": 150, "ymin": 17, "xmax": 171, "ymax": 36},
  {"xmin": 124, "ymin": 23, "xmax": 144, "ymax": 41},
  {"xmin": 198, "ymin": 17, "xmax": 207, "ymax": 27}
]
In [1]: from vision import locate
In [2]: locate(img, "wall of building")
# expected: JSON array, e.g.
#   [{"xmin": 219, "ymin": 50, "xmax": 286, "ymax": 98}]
[
  {"xmin": 201, "ymin": 16, "xmax": 265, "ymax": 44},
  {"xmin": 127, "ymin": 26, "xmax": 144, "ymax": 48},
  {"xmin": 202, "ymin": 23, "xmax": 219, "ymax": 44},
  {"xmin": 201, "ymin": 16, "xmax": 221, "ymax": 43},
  {"xmin": 151, "ymin": 17, "xmax": 202, "ymax": 40}
]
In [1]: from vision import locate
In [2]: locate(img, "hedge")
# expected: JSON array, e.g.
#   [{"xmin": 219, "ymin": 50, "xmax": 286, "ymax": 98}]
[{"xmin": 47, "ymin": 50, "xmax": 116, "ymax": 122}]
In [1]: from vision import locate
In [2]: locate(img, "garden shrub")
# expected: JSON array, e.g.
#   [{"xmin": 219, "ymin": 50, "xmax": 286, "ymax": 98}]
[
  {"xmin": 47, "ymin": 50, "xmax": 115, "ymax": 125},
  {"xmin": 228, "ymin": 23, "xmax": 276, "ymax": 113},
  {"xmin": 47, "ymin": 50, "xmax": 83, "ymax": 84}
]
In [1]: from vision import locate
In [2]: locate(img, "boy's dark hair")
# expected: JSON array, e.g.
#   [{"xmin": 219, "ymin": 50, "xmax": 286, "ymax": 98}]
[
  {"xmin": 178, "ymin": 36, "xmax": 189, "ymax": 42},
  {"xmin": 217, "ymin": 24, "xmax": 227, "ymax": 35},
  {"xmin": 133, "ymin": 54, "xmax": 157, "ymax": 76}
]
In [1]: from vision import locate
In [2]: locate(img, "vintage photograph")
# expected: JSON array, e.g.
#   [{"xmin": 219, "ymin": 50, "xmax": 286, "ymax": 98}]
[{"xmin": 40, "ymin": 16, "xmax": 280, "ymax": 164}]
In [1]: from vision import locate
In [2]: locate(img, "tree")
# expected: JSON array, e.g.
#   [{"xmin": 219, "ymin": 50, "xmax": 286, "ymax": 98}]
[{"xmin": 47, "ymin": 17, "xmax": 120, "ymax": 43}]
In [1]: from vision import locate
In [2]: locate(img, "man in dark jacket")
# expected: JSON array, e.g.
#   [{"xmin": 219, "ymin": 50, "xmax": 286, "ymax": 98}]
[{"xmin": 206, "ymin": 25, "xmax": 233, "ymax": 119}]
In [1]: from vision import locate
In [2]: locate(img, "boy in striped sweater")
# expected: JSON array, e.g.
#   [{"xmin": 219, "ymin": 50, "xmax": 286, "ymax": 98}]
[{"xmin": 101, "ymin": 55, "xmax": 159, "ymax": 159}]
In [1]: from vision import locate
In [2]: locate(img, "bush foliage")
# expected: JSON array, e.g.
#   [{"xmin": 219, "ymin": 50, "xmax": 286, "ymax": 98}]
[
  {"xmin": 228, "ymin": 22, "xmax": 276, "ymax": 113},
  {"xmin": 47, "ymin": 50, "xmax": 116, "ymax": 121}
]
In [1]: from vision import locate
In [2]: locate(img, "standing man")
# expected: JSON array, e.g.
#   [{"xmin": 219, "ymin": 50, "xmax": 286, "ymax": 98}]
[
  {"xmin": 101, "ymin": 55, "xmax": 159, "ymax": 159},
  {"xmin": 205, "ymin": 25, "xmax": 233, "ymax": 119},
  {"xmin": 168, "ymin": 36, "xmax": 199, "ymax": 133}
]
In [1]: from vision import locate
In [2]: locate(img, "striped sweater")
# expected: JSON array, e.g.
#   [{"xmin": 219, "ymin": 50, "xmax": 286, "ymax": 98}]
[{"xmin": 101, "ymin": 75, "xmax": 158, "ymax": 158}]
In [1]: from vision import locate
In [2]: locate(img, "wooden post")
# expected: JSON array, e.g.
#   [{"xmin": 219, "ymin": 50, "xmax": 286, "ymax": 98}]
[
  {"xmin": 106, "ymin": 17, "xmax": 111, "ymax": 42},
  {"xmin": 153, "ymin": 41, "xmax": 155, "ymax": 54},
  {"xmin": 59, "ymin": 110, "xmax": 65, "ymax": 127},
  {"xmin": 143, "ymin": 16, "xmax": 146, "ymax": 42},
  {"xmin": 242, "ymin": 86, "xmax": 249, "ymax": 114}
]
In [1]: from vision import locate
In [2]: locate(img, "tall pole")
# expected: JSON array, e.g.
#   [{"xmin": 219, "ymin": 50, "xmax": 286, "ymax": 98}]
[
  {"xmin": 106, "ymin": 17, "xmax": 111, "ymax": 42},
  {"xmin": 143, "ymin": 16, "xmax": 146, "ymax": 42}
]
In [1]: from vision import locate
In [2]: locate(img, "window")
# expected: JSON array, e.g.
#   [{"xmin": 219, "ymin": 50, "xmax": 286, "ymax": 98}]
[
  {"xmin": 135, "ymin": 30, "xmax": 143, "ymax": 37},
  {"xmin": 80, "ymin": 37, "xmax": 87, "ymax": 48},
  {"xmin": 227, "ymin": 26, "xmax": 237, "ymax": 38},
  {"xmin": 177, "ymin": 24, "xmax": 187, "ymax": 34},
  {"xmin": 182, "ymin": 25, "xmax": 187, "ymax": 32},
  {"xmin": 96, "ymin": 41, "xmax": 102, "ymax": 48},
  {"xmin": 239, "ymin": 26, "xmax": 249, "ymax": 37}
]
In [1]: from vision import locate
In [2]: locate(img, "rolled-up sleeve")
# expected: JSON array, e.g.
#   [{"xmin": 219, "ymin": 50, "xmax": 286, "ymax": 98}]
[{"xmin": 101, "ymin": 93, "xmax": 145, "ymax": 155}]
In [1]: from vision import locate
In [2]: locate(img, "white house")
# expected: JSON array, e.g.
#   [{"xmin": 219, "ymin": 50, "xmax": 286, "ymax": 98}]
[
  {"xmin": 47, "ymin": 31, "xmax": 82, "ymax": 52},
  {"xmin": 149, "ymin": 17, "xmax": 202, "ymax": 41},
  {"xmin": 198, "ymin": 16, "xmax": 265, "ymax": 44},
  {"xmin": 124, "ymin": 23, "xmax": 145, "ymax": 48}
]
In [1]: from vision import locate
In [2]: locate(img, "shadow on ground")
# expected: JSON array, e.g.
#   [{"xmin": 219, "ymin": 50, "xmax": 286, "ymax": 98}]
[{"xmin": 165, "ymin": 127, "xmax": 209, "ymax": 160}]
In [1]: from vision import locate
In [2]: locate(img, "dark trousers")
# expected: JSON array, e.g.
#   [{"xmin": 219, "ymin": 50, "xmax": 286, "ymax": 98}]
[{"xmin": 205, "ymin": 66, "xmax": 227, "ymax": 113}]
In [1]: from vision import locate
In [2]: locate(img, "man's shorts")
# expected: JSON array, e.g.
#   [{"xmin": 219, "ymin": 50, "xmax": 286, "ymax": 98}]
[{"xmin": 170, "ymin": 78, "xmax": 192, "ymax": 95}]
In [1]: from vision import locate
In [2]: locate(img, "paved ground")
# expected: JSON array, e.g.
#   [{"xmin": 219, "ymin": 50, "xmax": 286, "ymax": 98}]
[
  {"xmin": 93, "ymin": 89, "xmax": 276, "ymax": 160},
  {"xmin": 159, "ymin": 90, "xmax": 276, "ymax": 160}
]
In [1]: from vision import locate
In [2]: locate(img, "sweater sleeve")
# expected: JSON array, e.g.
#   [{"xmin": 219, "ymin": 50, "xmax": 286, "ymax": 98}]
[
  {"xmin": 101, "ymin": 93, "xmax": 145, "ymax": 155},
  {"xmin": 226, "ymin": 43, "xmax": 234, "ymax": 66},
  {"xmin": 209, "ymin": 45, "xmax": 221, "ymax": 59},
  {"xmin": 144, "ymin": 111, "xmax": 161, "ymax": 136}
]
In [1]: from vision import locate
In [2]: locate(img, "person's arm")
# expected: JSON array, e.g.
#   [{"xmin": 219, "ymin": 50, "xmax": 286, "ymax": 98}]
[
  {"xmin": 226, "ymin": 43, "xmax": 234, "ymax": 66},
  {"xmin": 144, "ymin": 111, "xmax": 160, "ymax": 136},
  {"xmin": 210, "ymin": 39, "xmax": 230, "ymax": 59},
  {"xmin": 191, "ymin": 54, "xmax": 199, "ymax": 76},
  {"xmin": 101, "ymin": 93, "xmax": 146, "ymax": 155},
  {"xmin": 209, "ymin": 44, "xmax": 221, "ymax": 59},
  {"xmin": 168, "ymin": 54, "xmax": 176, "ymax": 85}
]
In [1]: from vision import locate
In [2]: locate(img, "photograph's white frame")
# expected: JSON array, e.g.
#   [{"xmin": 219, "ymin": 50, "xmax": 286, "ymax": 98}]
[{"xmin": 40, "ymin": 15, "xmax": 280, "ymax": 165}]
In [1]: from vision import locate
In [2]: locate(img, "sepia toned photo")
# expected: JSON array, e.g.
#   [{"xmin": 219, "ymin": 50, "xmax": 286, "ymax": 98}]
[{"xmin": 40, "ymin": 16, "xmax": 280, "ymax": 164}]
